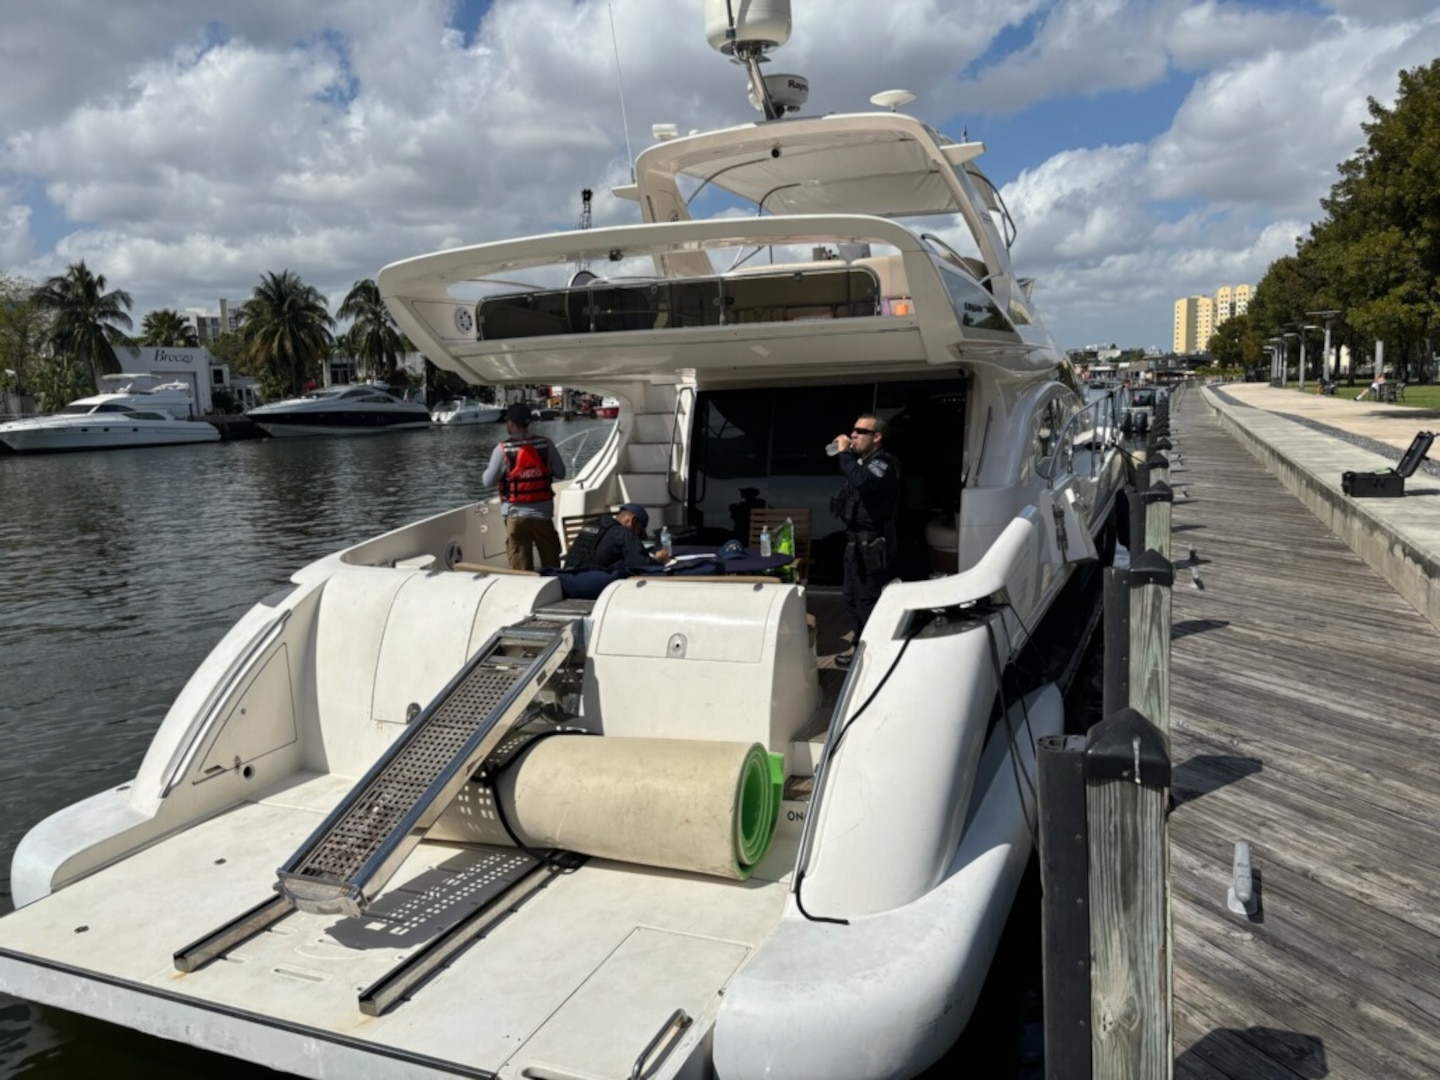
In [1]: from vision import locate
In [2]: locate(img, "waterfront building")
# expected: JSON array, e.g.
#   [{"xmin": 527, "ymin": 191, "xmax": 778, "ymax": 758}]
[
  {"xmin": 184, "ymin": 298, "xmax": 241, "ymax": 343},
  {"xmin": 1173, "ymin": 295, "xmax": 1214, "ymax": 354},
  {"xmin": 1173, "ymin": 284, "xmax": 1251, "ymax": 353},
  {"xmin": 116, "ymin": 345, "xmax": 242, "ymax": 415}
]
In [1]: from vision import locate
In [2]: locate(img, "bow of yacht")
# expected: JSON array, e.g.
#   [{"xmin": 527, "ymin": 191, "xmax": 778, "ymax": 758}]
[{"xmin": 0, "ymin": 5, "xmax": 1125, "ymax": 1078}]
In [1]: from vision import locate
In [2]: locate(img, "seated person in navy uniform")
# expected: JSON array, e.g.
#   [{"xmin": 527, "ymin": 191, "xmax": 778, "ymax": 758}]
[{"xmin": 563, "ymin": 503, "xmax": 671, "ymax": 573}]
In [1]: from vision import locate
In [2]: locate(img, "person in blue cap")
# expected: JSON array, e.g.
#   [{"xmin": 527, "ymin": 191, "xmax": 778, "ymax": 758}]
[
  {"xmin": 564, "ymin": 503, "xmax": 671, "ymax": 573},
  {"xmin": 481, "ymin": 403, "xmax": 566, "ymax": 570}
]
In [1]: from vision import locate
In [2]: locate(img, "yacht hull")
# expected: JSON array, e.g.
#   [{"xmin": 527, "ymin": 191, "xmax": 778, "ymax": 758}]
[
  {"xmin": 0, "ymin": 499, "xmax": 1105, "ymax": 1079},
  {"xmin": 251, "ymin": 418, "xmax": 432, "ymax": 437},
  {"xmin": 0, "ymin": 418, "xmax": 219, "ymax": 453}
]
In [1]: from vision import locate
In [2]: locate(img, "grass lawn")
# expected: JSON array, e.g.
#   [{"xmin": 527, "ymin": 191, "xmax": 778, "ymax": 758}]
[{"xmin": 1285, "ymin": 382, "xmax": 1440, "ymax": 409}]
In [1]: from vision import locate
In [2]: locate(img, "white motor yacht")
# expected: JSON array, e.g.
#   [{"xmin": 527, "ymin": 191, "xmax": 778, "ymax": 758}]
[
  {"xmin": 0, "ymin": 5, "xmax": 1125, "ymax": 1078},
  {"xmin": 430, "ymin": 397, "xmax": 503, "ymax": 425},
  {"xmin": 246, "ymin": 384, "xmax": 431, "ymax": 437},
  {"xmin": 0, "ymin": 402, "xmax": 219, "ymax": 452}
]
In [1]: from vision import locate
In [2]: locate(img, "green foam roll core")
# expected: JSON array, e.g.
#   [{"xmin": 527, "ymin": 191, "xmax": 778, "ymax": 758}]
[{"xmin": 733, "ymin": 747, "xmax": 783, "ymax": 875}]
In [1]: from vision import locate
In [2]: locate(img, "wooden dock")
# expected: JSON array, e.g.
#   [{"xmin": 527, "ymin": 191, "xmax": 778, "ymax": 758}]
[{"xmin": 1168, "ymin": 392, "xmax": 1440, "ymax": 1078}]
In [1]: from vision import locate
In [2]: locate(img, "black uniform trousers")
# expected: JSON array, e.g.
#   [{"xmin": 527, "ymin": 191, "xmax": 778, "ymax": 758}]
[{"xmin": 843, "ymin": 532, "xmax": 892, "ymax": 639}]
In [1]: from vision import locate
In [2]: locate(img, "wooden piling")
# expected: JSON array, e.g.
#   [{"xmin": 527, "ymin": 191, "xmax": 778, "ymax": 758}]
[
  {"xmin": 1128, "ymin": 548, "xmax": 1173, "ymax": 735},
  {"xmin": 1142, "ymin": 477, "xmax": 1173, "ymax": 564},
  {"xmin": 1085, "ymin": 709, "xmax": 1173, "ymax": 1080},
  {"xmin": 1102, "ymin": 567, "xmax": 1129, "ymax": 722}
]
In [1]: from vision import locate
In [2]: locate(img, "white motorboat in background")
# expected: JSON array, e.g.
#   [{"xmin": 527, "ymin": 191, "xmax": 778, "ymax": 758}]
[
  {"xmin": 430, "ymin": 397, "xmax": 503, "ymax": 425},
  {"xmin": 71, "ymin": 372, "xmax": 197, "ymax": 420},
  {"xmin": 593, "ymin": 396, "xmax": 621, "ymax": 419},
  {"xmin": 0, "ymin": 4, "xmax": 1125, "ymax": 1078},
  {"xmin": 0, "ymin": 403, "xmax": 219, "ymax": 452},
  {"xmin": 246, "ymin": 384, "xmax": 431, "ymax": 437}
]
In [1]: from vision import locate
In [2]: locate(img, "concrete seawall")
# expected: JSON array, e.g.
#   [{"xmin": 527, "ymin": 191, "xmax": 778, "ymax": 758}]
[{"xmin": 1203, "ymin": 385, "xmax": 1440, "ymax": 631}]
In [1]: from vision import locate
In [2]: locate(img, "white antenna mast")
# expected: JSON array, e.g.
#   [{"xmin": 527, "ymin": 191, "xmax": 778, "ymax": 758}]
[{"xmin": 608, "ymin": 1, "xmax": 636, "ymax": 180}]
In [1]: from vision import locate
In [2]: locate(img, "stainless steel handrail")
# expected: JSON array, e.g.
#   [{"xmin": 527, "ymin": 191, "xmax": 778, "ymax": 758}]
[{"xmin": 1043, "ymin": 393, "xmax": 1119, "ymax": 487}]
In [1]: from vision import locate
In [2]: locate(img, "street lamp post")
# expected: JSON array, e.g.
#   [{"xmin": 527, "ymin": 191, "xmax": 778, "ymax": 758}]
[
  {"xmin": 1307, "ymin": 310, "xmax": 1341, "ymax": 385},
  {"xmin": 1281, "ymin": 332, "xmax": 1299, "ymax": 388},
  {"xmin": 1298, "ymin": 325, "xmax": 1319, "ymax": 391}
]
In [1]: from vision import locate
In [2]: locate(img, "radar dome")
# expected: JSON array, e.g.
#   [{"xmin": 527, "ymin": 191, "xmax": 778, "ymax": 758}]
[
  {"xmin": 748, "ymin": 73, "xmax": 808, "ymax": 114},
  {"xmin": 703, "ymin": 0, "xmax": 792, "ymax": 56}
]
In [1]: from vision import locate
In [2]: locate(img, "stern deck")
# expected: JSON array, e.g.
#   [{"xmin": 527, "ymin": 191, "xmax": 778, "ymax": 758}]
[{"xmin": 0, "ymin": 772, "xmax": 788, "ymax": 1079}]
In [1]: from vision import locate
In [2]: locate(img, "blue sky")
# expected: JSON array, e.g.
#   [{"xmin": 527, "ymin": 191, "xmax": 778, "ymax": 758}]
[{"xmin": 1, "ymin": 0, "xmax": 1437, "ymax": 350}]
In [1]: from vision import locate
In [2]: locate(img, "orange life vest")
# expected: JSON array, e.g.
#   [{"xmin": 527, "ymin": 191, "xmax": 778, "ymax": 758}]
[{"xmin": 500, "ymin": 435, "xmax": 554, "ymax": 504}]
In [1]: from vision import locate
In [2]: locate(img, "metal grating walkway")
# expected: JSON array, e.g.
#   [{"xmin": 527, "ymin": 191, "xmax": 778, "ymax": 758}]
[{"xmin": 276, "ymin": 616, "xmax": 577, "ymax": 916}]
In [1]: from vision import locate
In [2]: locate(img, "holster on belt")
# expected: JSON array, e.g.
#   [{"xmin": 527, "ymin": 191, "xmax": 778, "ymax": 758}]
[{"xmin": 847, "ymin": 531, "xmax": 887, "ymax": 575}]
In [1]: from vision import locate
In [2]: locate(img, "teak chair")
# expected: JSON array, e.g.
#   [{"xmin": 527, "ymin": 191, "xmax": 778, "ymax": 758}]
[{"xmin": 747, "ymin": 508, "xmax": 812, "ymax": 584}]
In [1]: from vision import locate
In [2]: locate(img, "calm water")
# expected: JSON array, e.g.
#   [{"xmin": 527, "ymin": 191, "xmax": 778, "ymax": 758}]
[
  {"xmin": 0, "ymin": 414, "xmax": 1046, "ymax": 1077},
  {"xmin": 0, "ymin": 417, "xmax": 610, "ymax": 1077}
]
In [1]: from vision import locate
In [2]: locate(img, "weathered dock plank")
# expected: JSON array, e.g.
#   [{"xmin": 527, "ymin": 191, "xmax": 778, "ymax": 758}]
[{"xmin": 1167, "ymin": 391, "xmax": 1440, "ymax": 1080}]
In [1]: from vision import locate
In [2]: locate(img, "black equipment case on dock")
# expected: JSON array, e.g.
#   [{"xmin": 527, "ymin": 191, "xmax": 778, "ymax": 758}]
[{"xmin": 1342, "ymin": 430, "xmax": 1435, "ymax": 498}]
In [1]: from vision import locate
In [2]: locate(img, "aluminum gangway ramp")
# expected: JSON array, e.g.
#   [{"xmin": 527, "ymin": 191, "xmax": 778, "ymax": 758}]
[{"xmin": 275, "ymin": 615, "xmax": 577, "ymax": 917}]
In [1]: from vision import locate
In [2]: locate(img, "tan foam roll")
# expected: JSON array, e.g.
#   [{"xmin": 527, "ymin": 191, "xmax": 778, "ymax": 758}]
[{"xmin": 430, "ymin": 735, "xmax": 780, "ymax": 879}]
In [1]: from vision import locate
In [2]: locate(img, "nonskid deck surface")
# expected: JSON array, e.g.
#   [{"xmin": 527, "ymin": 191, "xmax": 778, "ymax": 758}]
[{"xmin": 0, "ymin": 772, "xmax": 787, "ymax": 1077}]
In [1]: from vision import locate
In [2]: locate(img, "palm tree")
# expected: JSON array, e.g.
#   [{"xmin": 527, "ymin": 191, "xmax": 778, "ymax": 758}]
[
  {"xmin": 32, "ymin": 260, "xmax": 135, "ymax": 383},
  {"xmin": 238, "ymin": 270, "xmax": 334, "ymax": 398},
  {"xmin": 139, "ymin": 308, "xmax": 199, "ymax": 348},
  {"xmin": 338, "ymin": 278, "xmax": 404, "ymax": 384}
]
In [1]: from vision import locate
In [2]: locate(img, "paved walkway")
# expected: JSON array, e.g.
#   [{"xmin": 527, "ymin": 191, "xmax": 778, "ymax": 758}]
[
  {"xmin": 1216, "ymin": 382, "xmax": 1440, "ymax": 458},
  {"xmin": 1198, "ymin": 384, "xmax": 1440, "ymax": 630}
]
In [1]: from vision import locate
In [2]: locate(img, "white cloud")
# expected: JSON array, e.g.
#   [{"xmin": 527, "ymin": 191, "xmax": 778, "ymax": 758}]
[
  {"xmin": 0, "ymin": 0, "xmax": 1436, "ymax": 349},
  {"xmin": 0, "ymin": 193, "xmax": 32, "ymax": 265},
  {"xmin": 1149, "ymin": 15, "xmax": 1440, "ymax": 214}
]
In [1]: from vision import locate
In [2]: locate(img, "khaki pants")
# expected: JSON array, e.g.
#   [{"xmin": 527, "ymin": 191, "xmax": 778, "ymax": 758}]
[{"xmin": 505, "ymin": 515, "xmax": 562, "ymax": 571}]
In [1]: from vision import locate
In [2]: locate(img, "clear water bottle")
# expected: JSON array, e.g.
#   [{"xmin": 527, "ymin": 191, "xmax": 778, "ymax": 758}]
[
  {"xmin": 759, "ymin": 524, "xmax": 771, "ymax": 557},
  {"xmin": 659, "ymin": 525, "xmax": 672, "ymax": 552}
]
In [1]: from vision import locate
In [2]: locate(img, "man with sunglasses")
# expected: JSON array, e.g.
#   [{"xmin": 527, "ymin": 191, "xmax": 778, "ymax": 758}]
[{"xmin": 829, "ymin": 414, "xmax": 900, "ymax": 669}]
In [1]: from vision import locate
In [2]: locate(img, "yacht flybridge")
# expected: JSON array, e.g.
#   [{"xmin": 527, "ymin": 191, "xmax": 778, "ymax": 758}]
[{"xmin": 0, "ymin": 4, "xmax": 1124, "ymax": 1078}]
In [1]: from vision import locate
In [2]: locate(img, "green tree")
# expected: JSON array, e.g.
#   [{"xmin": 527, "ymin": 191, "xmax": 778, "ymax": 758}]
[
  {"xmin": 238, "ymin": 270, "xmax": 334, "ymax": 399},
  {"xmin": 1306, "ymin": 59, "xmax": 1440, "ymax": 381},
  {"xmin": 32, "ymin": 260, "xmax": 135, "ymax": 384},
  {"xmin": 1206, "ymin": 313, "xmax": 1265, "ymax": 377},
  {"xmin": 28, "ymin": 353, "xmax": 95, "ymax": 412},
  {"xmin": 0, "ymin": 273, "xmax": 51, "ymax": 391},
  {"xmin": 139, "ymin": 308, "xmax": 200, "ymax": 347},
  {"xmin": 205, "ymin": 332, "xmax": 250, "ymax": 373},
  {"xmin": 337, "ymin": 278, "xmax": 404, "ymax": 384}
]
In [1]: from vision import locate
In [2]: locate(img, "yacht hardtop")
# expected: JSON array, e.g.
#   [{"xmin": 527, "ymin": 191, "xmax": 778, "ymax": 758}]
[
  {"xmin": 0, "ymin": 5, "xmax": 1124, "ymax": 1078},
  {"xmin": 70, "ymin": 372, "xmax": 197, "ymax": 420}
]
